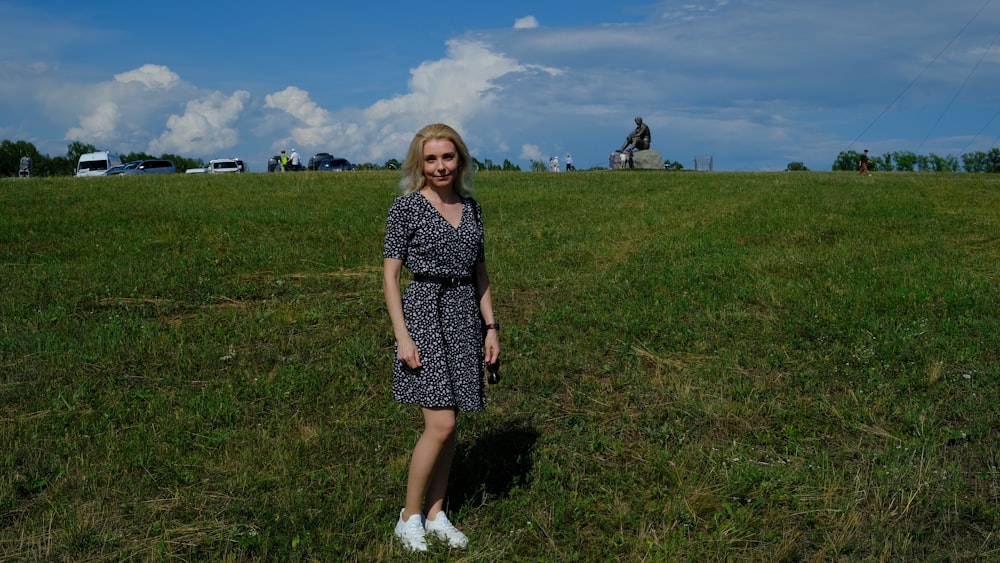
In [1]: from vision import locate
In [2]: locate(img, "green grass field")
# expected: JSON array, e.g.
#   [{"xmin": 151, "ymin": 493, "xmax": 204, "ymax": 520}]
[{"xmin": 2, "ymin": 170, "xmax": 998, "ymax": 561}]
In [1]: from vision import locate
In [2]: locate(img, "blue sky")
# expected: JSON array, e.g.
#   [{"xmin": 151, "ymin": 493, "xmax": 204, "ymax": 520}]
[{"xmin": 2, "ymin": 0, "xmax": 999, "ymax": 171}]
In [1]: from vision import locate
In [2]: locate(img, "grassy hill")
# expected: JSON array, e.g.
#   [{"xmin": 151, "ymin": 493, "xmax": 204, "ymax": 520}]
[{"xmin": 2, "ymin": 170, "xmax": 998, "ymax": 560}]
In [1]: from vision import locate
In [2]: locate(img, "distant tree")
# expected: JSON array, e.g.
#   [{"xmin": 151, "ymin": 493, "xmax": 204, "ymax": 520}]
[
  {"xmin": 476, "ymin": 158, "xmax": 498, "ymax": 171},
  {"xmin": 470, "ymin": 157, "xmax": 520, "ymax": 171},
  {"xmin": 529, "ymin": 160, "xmax": 547, "ymax": 172},
  {"xmin": 159, "ymin": 153, "xmax": 204, "ymax": 172},
  {"xmin": 881, "ymin": 152, "xmax": 894, "ymax": 171},
  {"xmin": 501, "ymin": 158, "xmax": 520, "ymax": 171},
  {"xmin": 945, "ymin": 154, "xmax": 960, "ymax": 172},
  {"xmin": 980, "ymin": 147, "xmax": 1000, "ymax": 174},
  {"xmin": 831, "ymin": 150, "xmax": 861, "ymax": 171},
  {"xmin": 65, "ymin": 141, "xmax": 97, "ymax": 168},
  {"xmin": 962, "ymin": 151, "xmax": 987, "ymax": 173},
  {"xmin": 921, "ymin": 153, "xmax": 958, "ymax": 172},
  {"xmin": 986, "ymin": 148, "xmax": 1000, "ymax": 173},
  {"xmin": 44, "ymin": 156, "xmax": 74, "ymax": 177},
  {"xmin": 961, "ymin": 149, "xmax": 1000, "ymax": 173},
  {"xmin": 947, "ymin": 154, "xmax": 961, "ymax": 172},
  {"xmin": 830, "ymin": 149, "xmax": 979, "ymax": 173},
  {"xmin": 893, "ymin": 151, "xmax": 918, "ymax": 172},
  {"xmin": 786, "ymin": 161, "xmax": 809, "ymax": 171},
  {"xmin": 384, "ymin": 158, "xmax": 401, "ymax": 170},
  {"xmin": 121, "ymin": 151, "xmax": 156, "ymax": 163}
]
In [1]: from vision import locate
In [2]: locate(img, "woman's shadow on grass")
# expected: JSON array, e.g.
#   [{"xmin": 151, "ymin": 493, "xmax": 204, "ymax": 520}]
[{"xmin": 449, "ymin": 423, "xmax": 539, "ymax": 510}]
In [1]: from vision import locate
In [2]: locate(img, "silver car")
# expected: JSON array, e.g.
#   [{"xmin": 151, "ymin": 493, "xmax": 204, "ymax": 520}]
[{"xmin": 121, "ymin": 159, "xmax": 176, "ymax": 175}]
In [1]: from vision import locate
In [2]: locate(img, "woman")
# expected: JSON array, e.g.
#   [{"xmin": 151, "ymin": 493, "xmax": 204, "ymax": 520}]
[{"xmin": 383, "ymin": 123, "xmax": 500, "ymax": 552}]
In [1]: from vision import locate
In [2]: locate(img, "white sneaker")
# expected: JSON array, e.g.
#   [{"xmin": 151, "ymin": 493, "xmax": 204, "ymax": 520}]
[
  {"xmin": 425, "ymin": 511, "xmax": 468, "ymax": 548},
  {"xmin": 394, "ymin": 509, "xmax": 427, "ymax": 552}
]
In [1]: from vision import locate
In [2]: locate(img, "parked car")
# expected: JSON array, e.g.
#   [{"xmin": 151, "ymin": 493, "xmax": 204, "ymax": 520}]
[
  {"xmin": 308, "ymin": 152, "xmax": 334, "ymax": 170},
  {"xmin": 209, "ymin": 158, "xmax": 245, "ymax": 173},
  {"xmin": 316, "ymin": 157, "xmax": 355, "ymax": 171},
  {"xmin": 77, "ymin": 151, "xmax": 123, "ymax": 177},
  {"xmin": 185, "ymin": 167, "xmax": 209, "ymax": 174},
  {"xmin": 105, "ymin": 161, "xmax": 142, "ymax": 175},
  {"xmin": 121, "ymin": 159, "xmax": 176, "ymax": 175}
]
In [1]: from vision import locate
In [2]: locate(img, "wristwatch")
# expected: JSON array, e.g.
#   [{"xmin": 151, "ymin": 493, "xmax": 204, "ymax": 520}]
[{"xmin": 484, "ymin": 322, "xmax": 500, "ymax": 331}]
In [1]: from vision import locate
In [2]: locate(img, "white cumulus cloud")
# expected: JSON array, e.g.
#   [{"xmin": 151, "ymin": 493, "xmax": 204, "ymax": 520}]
[
  {"xmin": 514, "ymin": 16, "xmax": 539, "ymax": 29},
  {"xmin": 149, "ymin": 90, "xmax": 250, "ymax": 155},
  {"xmin": 65, "ymin": 102, "xmax": 120, "ymax": 143},
  {"xmin": 114, "ymin": 64, "xmax": 180, "ymax": 89},
  {"xmin": 364, "ymin": 40, "xmax": 527, "ymax": 124},
  {"xmin": 355, "ymin": 39, "xmax": 560, "ymax": 160},
  {"xmin": 264, "ymin": 86, "xmax": 356, "ymax": 151},
  {"xmin": 261, "ymin": 39, "xmax": 561, "ymax": 164},
  {"xmin": 520, "ymin": 144, "xmax": 543, "ymax": 161},
  {"xmin": 265, "ymin": 86, "xmax": 332, "ymax": 127},
  {"xmin": 53, "ymin": 64, "xmax": 202, "ymax": 152}
]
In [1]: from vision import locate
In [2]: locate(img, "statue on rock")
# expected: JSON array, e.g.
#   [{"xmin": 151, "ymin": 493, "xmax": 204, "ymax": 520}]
[{"xmin": 619, "ymin": 116, "xmax": 651, "ymax": 152}]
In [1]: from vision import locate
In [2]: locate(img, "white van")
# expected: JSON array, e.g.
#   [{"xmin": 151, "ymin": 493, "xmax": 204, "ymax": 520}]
[
  {"xmin": 76, "ymin": 151, "xmax": 123, "ymax": 177},
  {"xmin": 209, "ymin": 158, "xmax": 245, "ymax": 173}
]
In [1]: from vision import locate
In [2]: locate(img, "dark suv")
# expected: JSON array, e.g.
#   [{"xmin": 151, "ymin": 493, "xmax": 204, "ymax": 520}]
[
  {"xmin": 308, "ymin": 152, "xmax": 335, "ymax": 170},
  {"xmin": 316, "ymin": 157, "xmax": 355, "ymax": 171}
]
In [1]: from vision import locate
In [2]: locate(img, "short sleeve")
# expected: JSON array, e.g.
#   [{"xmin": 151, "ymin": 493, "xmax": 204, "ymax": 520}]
[{"xmin": 383, "ymin": 197, "xmax": 412, "ymax": 261}]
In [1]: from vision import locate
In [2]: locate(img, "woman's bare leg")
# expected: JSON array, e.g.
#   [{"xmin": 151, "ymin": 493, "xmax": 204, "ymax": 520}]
[{"xmin": 403, "ymin": 407, "xmax": 457, "ymax": 520}]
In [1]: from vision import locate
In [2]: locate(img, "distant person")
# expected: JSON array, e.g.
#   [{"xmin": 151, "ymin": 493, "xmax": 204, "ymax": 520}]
[
  {"xmin": 619, "ymin": 151, "xmax": 627, "ymax": 170},
  {"xmin": 565, "ymin": 153, "xmax": 574, "ymax": 171},
  {"xmin": 289, "ymin": 148, "xmax": 300, "ymax": 170},
  {"xmin": 858, "ymin": 149, "xmax": 871, "ymax": 176},
  {"xmin": 384, "ymin": 123, "xmax": 500, "ymax": 552},
  {"xmin": 627, "ymin": 150, "xmax": 634, "ymax": 169},
  {"xmin": 268, "ymin": 155, "xmax": 278, "ymax": 172},
  {"xmin": 279, "ymin": 149, "xmax": 288, "ymax": 172},
  {"xmin": 609, "ymin": 152, "xmax": 615, "ymax": 170}
]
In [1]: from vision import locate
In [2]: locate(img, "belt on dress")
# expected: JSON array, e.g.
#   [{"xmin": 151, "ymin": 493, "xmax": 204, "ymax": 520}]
[{"xmin": 412, "ymin": 273, "xmax": 475, "ymax": 287}]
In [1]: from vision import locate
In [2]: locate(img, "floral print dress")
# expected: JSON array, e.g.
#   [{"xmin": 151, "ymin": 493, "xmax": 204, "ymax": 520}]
[{"xmin": 383, "ymin": 191, "xmax": 486, "ymax": 411}]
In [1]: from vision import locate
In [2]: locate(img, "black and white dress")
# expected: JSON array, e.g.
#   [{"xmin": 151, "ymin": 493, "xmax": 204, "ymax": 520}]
[{"xmin": 383, "ymin": 191, "xmax": 486, "ymax": 412}]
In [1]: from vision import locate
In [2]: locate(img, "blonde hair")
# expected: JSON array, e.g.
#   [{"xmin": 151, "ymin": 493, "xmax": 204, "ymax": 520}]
[{"xmin": 399, "ymin": 123, "xmax": 475, "ymax": 197}]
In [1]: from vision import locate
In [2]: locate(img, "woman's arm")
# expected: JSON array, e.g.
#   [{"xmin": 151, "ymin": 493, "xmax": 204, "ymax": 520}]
[
  {"xmin": 384, "ymin": 257, "xmax": 420, "ymax": 368},
  {"xmin": 475, "ymin": 262, "xmax": 500, "ymax": 364}
]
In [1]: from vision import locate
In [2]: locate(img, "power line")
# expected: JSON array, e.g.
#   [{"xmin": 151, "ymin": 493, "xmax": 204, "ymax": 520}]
[
  {"xmin": 848, "ymin": 0, "xmax": 994, "ymax": 150},
  {"xmin": 921, "ymin": 29, "xmax": 1000, "ymax": 151},
  {"xmin": 957, "ymin": 32, "xmax": 1000, "ymax": 153}
]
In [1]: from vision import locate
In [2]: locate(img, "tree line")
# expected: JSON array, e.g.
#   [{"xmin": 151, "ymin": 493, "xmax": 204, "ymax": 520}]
[{"xmin": 832, "ymin": 148, "xmax": 1000, "ymax": 173}]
